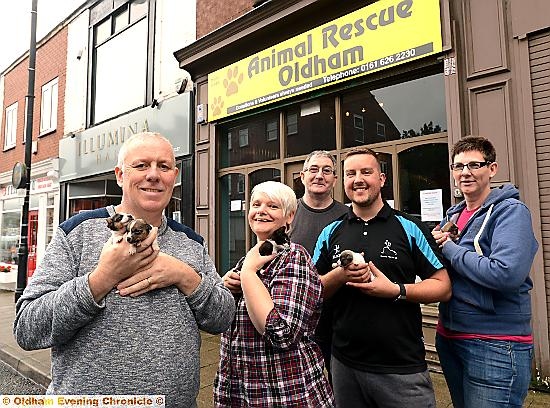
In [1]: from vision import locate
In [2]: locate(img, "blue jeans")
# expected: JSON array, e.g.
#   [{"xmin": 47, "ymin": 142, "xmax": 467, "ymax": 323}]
[{"xmin": 436, "ymin": 334, "xmax": 533, "ymax": 408}]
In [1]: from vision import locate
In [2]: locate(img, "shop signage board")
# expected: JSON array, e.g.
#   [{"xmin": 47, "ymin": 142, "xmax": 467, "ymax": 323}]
[
  {"xmin": 208, "ymin": 0, "xmax": 442, "ymax": 121},
  {"xmin": 58, "ymin": 93, "xmax": 192, "ymax": 182}
]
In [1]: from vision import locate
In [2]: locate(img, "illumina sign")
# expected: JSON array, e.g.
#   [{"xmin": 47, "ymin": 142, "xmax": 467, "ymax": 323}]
[{"xmin": 207, "ymin": 0, "xmax": 442, "ymax": 121}]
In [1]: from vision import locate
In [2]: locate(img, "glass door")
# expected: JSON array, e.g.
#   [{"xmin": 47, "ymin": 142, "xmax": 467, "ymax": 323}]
[
  {"xmin": 397, "ymin": 142, "xmax": 451, "ymax": 230},
  {"xmin": 218, "ymin": 167, "xmax": 281, "ymax": 274}
]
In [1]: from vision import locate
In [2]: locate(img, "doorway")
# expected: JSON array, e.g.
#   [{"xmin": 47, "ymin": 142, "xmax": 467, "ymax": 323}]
[{"xmin": 27, "ymin": 210, "xmax": 38, "ymax": 277}]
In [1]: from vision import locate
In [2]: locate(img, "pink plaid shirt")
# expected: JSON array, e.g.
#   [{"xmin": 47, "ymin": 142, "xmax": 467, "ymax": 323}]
[{"xmin": 214, "ymin": 243, "xmax": 334, "ymax": 407}]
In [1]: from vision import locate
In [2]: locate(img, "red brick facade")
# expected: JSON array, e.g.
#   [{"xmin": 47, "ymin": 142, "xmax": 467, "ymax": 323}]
[
  {"xmin": 197, "ymin": 0, "xmax": 252, "ymax": 38},
  {"xmin": 1, "ymin": 26, "xmax": 67, "ymax": 173}
]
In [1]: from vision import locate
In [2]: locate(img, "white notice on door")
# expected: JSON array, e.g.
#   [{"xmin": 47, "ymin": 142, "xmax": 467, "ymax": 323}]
[{"xmin": 420, "ymin": 189, "xmax": 443, "ymax": 222}]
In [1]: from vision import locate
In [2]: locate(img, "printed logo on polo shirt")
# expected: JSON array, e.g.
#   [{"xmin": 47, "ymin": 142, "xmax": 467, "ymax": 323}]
[
  {"xmin": 380, "ymin": 240, "xmax": 398, "ymax": 260},
  {"xmin": 332, "ymin": 244, "xmax": 342, "ymax": 262}
]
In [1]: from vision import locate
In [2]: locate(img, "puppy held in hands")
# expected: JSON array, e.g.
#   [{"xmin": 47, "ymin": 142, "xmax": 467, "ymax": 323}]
[
  {"xmin": 332, "ymin": 250, "xmax": 374, "ymax": 281},
  {"xmin": 107, "ymin": 212, "xmax": 134, "ymax": 244},
  {"xmin": 441, "ymin": 221, "xmax": 460, "ymax": 240},
  {"xmin": 125, "ymin": 218, "xmax": 160, "ymax": 255},
  {"xmin": 332, "ymin": 250, "xmax": 365, "ymax": 268},
  {"xmin": 259, "ymin": 226, "xmax": 290, "ymax": 256}
]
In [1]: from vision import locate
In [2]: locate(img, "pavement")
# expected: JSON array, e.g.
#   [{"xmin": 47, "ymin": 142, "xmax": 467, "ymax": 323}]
[{"xmin": 1, "ymin": 289, "xmax": 549, "ymax": 407}]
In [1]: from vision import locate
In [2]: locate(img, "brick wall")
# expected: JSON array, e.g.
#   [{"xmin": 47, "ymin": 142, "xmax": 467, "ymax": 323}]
[
  {"xmin": 0, "ymin": 26, "xmax": 67, "ymax": 174},
  {"xmin": 197, "ymin": 0, "xmax": 253, "ymax": 38}
]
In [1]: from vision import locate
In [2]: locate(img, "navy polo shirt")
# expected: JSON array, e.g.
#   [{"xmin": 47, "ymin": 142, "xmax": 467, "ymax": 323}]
[{"xmin": 312, "ymin": 202, "xmax": 444, "ymax": 374}]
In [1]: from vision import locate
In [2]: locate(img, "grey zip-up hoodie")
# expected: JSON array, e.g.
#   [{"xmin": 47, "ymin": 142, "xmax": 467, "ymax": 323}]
[{"xmin": 14, "ymin": 206, "xmax": 235, "ymax": 408}]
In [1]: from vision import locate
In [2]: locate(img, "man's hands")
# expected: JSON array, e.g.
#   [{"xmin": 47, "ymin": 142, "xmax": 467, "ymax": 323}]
[
  {"xmin": 89, "ymin": 227, "xmax": 159, "ymax": 302},
  {"xmin": 346, "ymin": 261, "xmax": 401, "ymax": 299},
  {"xmin": 116, "ymin": 252, "xmax": 201, "ymax": 297}
]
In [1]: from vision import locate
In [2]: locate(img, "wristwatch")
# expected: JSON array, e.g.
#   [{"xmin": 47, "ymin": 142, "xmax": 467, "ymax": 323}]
[{"xmin": 395, "ymin": 282, "xmax": 407, "ymax": 301}]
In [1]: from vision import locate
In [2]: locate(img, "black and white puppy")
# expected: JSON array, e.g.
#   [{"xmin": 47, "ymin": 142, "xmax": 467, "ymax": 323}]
[
  {"xmin": 258, "ymin": 226, "xmax": 290, "ymax": 256},
  {"xmin": 125, "ymin": 218, "xmax": 160, "ymax": 255},
  {"xmin": 107, "ymin": 212, "xmax": 134, "ymax": 244}
]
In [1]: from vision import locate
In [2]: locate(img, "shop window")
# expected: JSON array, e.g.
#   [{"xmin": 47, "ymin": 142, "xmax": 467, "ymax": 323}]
[
  {"xmin": 341, "ymin": 72, "xmax": 447, "ymax": 148},
  {"xmin": 218, "ymin": 112, "xmax": 280, "ymax": 168},
  {"xmin": 4, "ymin": 102, "xmax": 17, "ymax": 150},
  {"xmin": 266, "ymin": 120, "xmax": 278, "ymax": 141},
  {"xmin": 46, "ymin": 194, "xmax": 55, "ymax": 246},
  {"xmin": 353, "ymin": 114, "xmax": 365, "ymax": 143},
  {"xmin": 285, "ymin": 95, "xmax": 336, "ymax": 157},
  {"xmin": 287, "ymin": 113, "xmax": 298, "ymax": 136},
  {"xmin": 0, "ymin": 199, "xmax": 22, "ymax": 265},
  {"xmin": 377, "ymin": 122, "xmax": 386, "ymax": 139},
  {"xmin": 40, "ymin": 78, "xmax": 58, "ymax": 135},
  {"xmin": 398, "ymin": 143, "xmax": 451, "ymax": 230},
  {"xmin": 239, "ymin": 129, "xmax": 249, "ymax": 147}
]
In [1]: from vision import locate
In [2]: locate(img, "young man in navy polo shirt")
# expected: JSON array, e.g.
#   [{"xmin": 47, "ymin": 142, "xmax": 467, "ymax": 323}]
[{"xmin": 312, "ymin": 147, "xmax": 451, "ymax": 408}]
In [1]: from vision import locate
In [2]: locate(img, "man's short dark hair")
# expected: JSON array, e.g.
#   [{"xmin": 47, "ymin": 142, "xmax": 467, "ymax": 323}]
[
  {"xmin": 344, "ymin": 147, "xmax": 382, "ymax": 170},
  {"xmin": 451, "ymin": 136, "xmax": 496, "ymax": 163}
]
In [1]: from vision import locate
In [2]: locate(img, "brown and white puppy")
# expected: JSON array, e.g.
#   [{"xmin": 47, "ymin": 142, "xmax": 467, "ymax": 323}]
[
  {"xmin": 258, "ymin": 226, "xmax": 290, "ymax": 256},
  {"xmin": 125, "ymin": 218, "xmax": 160, "ymax": 255},
  {"xmin": 107, "ymin": 212, "xmax": 134, "ymax": 244},
  {"xmin": 441, "ymin": 221, "xmax": 460, "ymax": 240}
]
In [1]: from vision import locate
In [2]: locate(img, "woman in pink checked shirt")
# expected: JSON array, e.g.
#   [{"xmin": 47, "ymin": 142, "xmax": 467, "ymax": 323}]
[{"xmin": 214, "ymin": 181, "xmax": 334, "ymax": 407}]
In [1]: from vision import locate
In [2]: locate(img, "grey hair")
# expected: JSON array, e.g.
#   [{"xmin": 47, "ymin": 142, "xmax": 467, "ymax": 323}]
[
  {"xmin": 303, "ymin": 150, "xmax": 337, "ymax": 171},
  {"xmin": 250, "ymin": 181, "xmax": 297, "ymax": 217},
  {"xmin": 117, "ymin": 132, "xmax": 174, "ymax": 168}
]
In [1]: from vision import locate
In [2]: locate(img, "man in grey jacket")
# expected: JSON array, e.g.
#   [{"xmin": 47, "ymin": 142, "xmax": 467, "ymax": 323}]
[{"xmin": 14, "ymin": 132, "xmax": 235, "ymax": 408}]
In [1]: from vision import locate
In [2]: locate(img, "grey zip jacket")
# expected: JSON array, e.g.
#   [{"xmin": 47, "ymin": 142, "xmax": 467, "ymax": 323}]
[{"xmin": 14, "ymin": 206, "xmax": 235, "ymax": 408}]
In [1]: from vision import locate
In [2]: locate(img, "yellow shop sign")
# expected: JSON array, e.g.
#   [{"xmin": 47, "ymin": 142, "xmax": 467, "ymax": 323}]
[{"xmin": 208, "ymin": 0, "xmax": 442, "ymax": 121}]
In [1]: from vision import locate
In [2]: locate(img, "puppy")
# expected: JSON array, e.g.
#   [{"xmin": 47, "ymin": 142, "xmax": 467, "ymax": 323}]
[
  {"xmin": 259, "ymin": 226, "xmax": 290, "ymax": 256},
  {"xmin": 332, "ymin": 250, "xmax": 374, "ymax": 281},
  {"xmin": 441, "ymin": 221, "xmax": 460, "ymax": 240},
  {"xmin": 107, "ymin": 212, "xmax": 134, "ymax": 244},
  {"xmin": 332, "ymin": 250, "xmax": 365, "ymax": 268},
  {"xmin": 125, "ymin": 218, "xmax": 160, "ymax": 255}
]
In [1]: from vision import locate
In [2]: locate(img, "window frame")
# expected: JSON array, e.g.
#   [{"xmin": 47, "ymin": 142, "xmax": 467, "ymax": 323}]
[
  {"xmin": 88, "ymin": 0, "xmax": 151, "ymax": 126},
  {"xmin": 4, "ymin": 102, "xmax": 18, "ymax": 150},
  {"xmin": 40, "ymin": 77, "xmax": 59, "ymax": 136},
  {"xmin": 239, "ymin": 128, "xmax": 249, "ymax": 147}
]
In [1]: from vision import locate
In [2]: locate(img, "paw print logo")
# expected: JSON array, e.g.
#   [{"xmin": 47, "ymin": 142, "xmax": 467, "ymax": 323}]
[
  {"xmin": 211, "ymin": 96, "xmax": 224, "ymax": 117},
  {"xmin": 223, "ymin": 66, "xmax": 243, "ymax": 97}
]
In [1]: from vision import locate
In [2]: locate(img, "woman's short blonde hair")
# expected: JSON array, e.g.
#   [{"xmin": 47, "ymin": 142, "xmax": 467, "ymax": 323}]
[{"xmin": 250, "ymin": 181, "xmax": 297, "ymax": 217}]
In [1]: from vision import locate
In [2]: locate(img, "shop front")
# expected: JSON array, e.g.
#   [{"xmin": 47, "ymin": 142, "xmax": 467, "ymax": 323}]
[
  {"xmin": 58, "ymin": 92, "xmax": 194, "ymax": 227},
  {"xmin": 176, "ymin": 0, "xmax": 550, "ymax": 375},
  {"xmin": 0, "ymin": 158, "xmax": 60, "ymax": 287},
  {"xmin": 177, "ymin": 0, "xmax": 453, "ymax": 366}
]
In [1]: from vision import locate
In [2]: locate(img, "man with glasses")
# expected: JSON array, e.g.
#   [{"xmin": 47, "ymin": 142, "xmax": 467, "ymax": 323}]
[
  {"xmin": 432, "ymin": 136, "xmax": 538, "ymax": 408},
  {"xmin": 289, "ymin": 150, "xmax": 348, "ymax": 379}
]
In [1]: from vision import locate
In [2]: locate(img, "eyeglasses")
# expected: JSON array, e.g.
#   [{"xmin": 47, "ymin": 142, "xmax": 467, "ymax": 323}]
[
  {"xmin": 304, "ymin": 166, "xmax": 335, "ymax": 176},
  {"xmin": 450, "ymin": 161, "xmax": 492, "ymax": 172}
]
